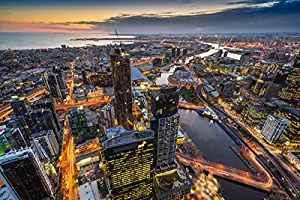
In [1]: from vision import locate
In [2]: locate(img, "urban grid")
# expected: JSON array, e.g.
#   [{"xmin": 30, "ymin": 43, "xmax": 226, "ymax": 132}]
[{"xmin": 0, "ymin": 2, "xmax": 300, "ymax": 200}]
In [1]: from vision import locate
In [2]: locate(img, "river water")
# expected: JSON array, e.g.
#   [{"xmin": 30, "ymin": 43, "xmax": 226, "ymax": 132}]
[{"xmin": 155, "ymin": 48, "xmax": 268, "ymax": 200}]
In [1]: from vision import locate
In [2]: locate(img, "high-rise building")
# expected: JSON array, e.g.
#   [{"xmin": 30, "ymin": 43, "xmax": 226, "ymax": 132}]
[
  {"xmin": 261, "ymin": 114, "xmax": 288, "ymax": 143},
  {"xmin": 0, "ymin": 148, "xmax": 54, "ymax": 200},
  {"xmin": 4, "ymin": 117, "xmax": 31, "ymax": 144},
  {"xmin": 280, "ymin": 53, "xmax": 300, "ymax": 106},
  {"xmin": 276, "ymin": 106, "xmax": 300, "ymax": 142},
  {"xmin": 68, "ymin": 106, "xmax": 88, "ymax": 144},
  {"xmin": 30, "ymin": 130, "xmax": 59, "ymax": 160},
  {"xmin": 42, "ymin": 71, "xmax": 63, "ymax": 102},
  {"xmin": 98, "ymin": 105, "xmax": 115, "ymax": 135},
  {"xmin": 32, "ymin": 99, "xmax": 61, "ymax": 132},
  {"xmin": 10, "ymin": 96, "xmax": 31, "ymax": 117},
  {"xmin": 53, "ymin": 67, "xmax": 67, "ymax": 92},
  {"xmin": 102, "ymin": 130, "xmax": 154, "ymax": 200},
  {"xmin": 110, "ymin": 48, "xmax": 133, "ymax": 129},
  {"xmin": 264, "ymin": 82, "xmax": 282, "ymax": 101},
  {"xmin": 24, "ymin": 108, "xmax": 61, "ymax": 142},
  {"xmin": 151, "ymin": 86, "xmax": 179, "ymax": 171},
  {"xmin": 171, "ymin": 48, "xmax": 176, "ymax": 57},
  {"xmin": 182, "ymin": 48, "xmax": 188, "ymax": 57},
  {"xmin": 81, "ymin": 70, "xmax": 90, "ymax": 85},
  {"xmin": 221, "ymin": 81, "xmax": 235, "ymax": 99},
  {"xmin": 0, "ymin": 125, "xmax": 27, "ymax": 156},
  {"xmin": 176, "ymin": 48, "xmax": 181, "ymax": 57}
]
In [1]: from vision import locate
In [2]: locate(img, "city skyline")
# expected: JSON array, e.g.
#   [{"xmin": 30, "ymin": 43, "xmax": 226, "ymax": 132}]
[{"xmin": 0, "ymin": 0, "xmax": 300, "ymax": 34}]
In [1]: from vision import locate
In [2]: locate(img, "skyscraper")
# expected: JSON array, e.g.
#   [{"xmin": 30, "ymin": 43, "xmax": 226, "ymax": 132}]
[
  {"xmin": 10, "ymin": 96, "xmax": 31, "ymax": 117},
  {"xmin": 30, "ymin": 130, "xmax": 59, "ymax": 160},
  {"xmin": 68, "ymin": 106, "xmax": 88, "ymax": 144},
  {"xmin": 0, "ymin": 125, "xmax": 27, "ymax": 156},
  {"xmin": 32, "ymin": 99, "xmax": 61, "ymax": 133},
  {"xmin": 102, "ymin": 130, "xmax": 154, "ymax": 200},
  {"xmin": 42, "ymin": 71, "xmax": 63, "ymax": 102},
  {"xmin": 0, "ymin": 148, "xmax": 54, "ymax": 200},
  {"xmin": 110, "ymin": 48, "xmax": 133, "ymax": 129},
  {"xmin": 24, "ymin": 108, "xmax": 61, "ymax": 142},
  {"xmin": 151, "ymin": 86, "xmax": 179, "ymax": 171},
  {"xmin": 261, "ymin": 114, "xmax": 288, "ymax": 143},
  {"xmin": 98, "ymin": 105, "xmax": 115, "ymax": 135},
  {"xmin": 52, "ymin": 67, "xmax": 67, "ymax": 92}
]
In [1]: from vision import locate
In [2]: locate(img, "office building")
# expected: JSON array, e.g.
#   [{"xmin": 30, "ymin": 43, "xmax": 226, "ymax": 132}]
[
  {"xmin": 82, "ymin": 69, "xmax": 90, "ymax": 85},
  {"xmin": 280, "ymin": 53, "xmax": 300, "ymax": 106},
  {"xmin": 110, "ymin": 48, "xmax": 133, "ymax": 129},
  {"xmin": 24, "ymin": 108, "xmax": 61, "ymax": 142},
  {"xmin": 68, "ymin": 107, "xmax": 88, "ymax": 144},
  {"xmin": 10, "ymin": 96, "xmax": 31, "ymax": 117},
  {"xmin": 171, "ymin": 48, "xmax": 176, "ymax": 57},
  {"xmin": 261, "ymin": 114, "xmax": 288, "ymax": 143},
  {"xmin": 52, "ymin": 67, "xmax": 67, "ymax": 92},
  {"xmin": 0, "ymin": 125, "xmax": 27, "ymax": 156},
  {"xmin": 176, "ymin": 48, "xmax": 181, "ymax": 57},
  {"xmin": 276, "ymin": 106, "xmax": 300, "ymax": 142},
  {"xmin": 32, "ymin": 99, "xmax": 61, "ymax": 132},
  {"xmin": 4, "ymin": 117, "xmax": 31, "ymax": 144},
  {"xmin": 0, "ymin": 148, "xmax": 54, "ymax": 200},
  {"xmin": 242, "ymin": 103, "xmax": 270, "ymax": 128},
  {"xmin": 264, "ymin": 82, "xmax": 282, "ymax": 101},
  {"xmin": 182, "ymin": 48, "xmax": 188, "ymax": 57},
  {"xmin": 30, "ymin": 130, "xmax": 59, "ymax": 160},
  {"xmin": 151, "ymin": 86, "xmax": 179, "ymax": 171},
  {"xmin": 98, "ymin": 105, "xmax": 115, "ymax": 135},
  {"xmin": 42, "ymin": 71, "xmax": 63, "ymax": 102},
  {"xmin": 102, "ymin": 130, "xmax": 154, "ymax": 200},
  {"xmin": 221, "ymin": 81, "xmax": 235, "ymax": 99}
]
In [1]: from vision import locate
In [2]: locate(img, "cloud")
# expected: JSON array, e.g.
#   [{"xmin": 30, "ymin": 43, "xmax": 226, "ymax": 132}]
[
  {"xmin": 181, "ymin": 0, "xmax": 194, "ymax": 4},
  {"xmin": 226, "ymin": 0, "xmax": 272, "ymax": 5},
  {"xmin": 1, "ymin": 0, "xmax": 300, "ymax": 34}
]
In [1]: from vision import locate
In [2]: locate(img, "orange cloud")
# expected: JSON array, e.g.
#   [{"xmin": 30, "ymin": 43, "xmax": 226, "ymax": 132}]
[{"xmin": 0, "ymin": 21, "xmax": 108, "ymax": 33}]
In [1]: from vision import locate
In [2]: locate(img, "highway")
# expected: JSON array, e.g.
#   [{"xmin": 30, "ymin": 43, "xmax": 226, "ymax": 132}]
[
  {"xmin": 59, "ymin": 117, "xmax": 78, "ymax": 200},
  {"xmin": 196, "ymin": 85, "xmax": 299, "ymax": 199},
  {"xmin": 177, "ymin": 153, "xmax": 274, "ymax": 192}
]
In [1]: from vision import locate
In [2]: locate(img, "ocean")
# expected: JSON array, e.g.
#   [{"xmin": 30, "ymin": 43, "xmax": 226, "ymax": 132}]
[{"xmin": 0, "ymin": 32, "xmax": 135, "ymax": 50}]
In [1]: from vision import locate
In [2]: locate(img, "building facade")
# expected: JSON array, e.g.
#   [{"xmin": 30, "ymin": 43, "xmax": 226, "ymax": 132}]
[
  {"xmin": 276, "ymin": 106, "xmax": 300, "ymax": 142},
  {"xmin": 0, "ymin": 125, "xmax": 27, "ymax": 156},
  {"xmin": 0, "ymin": 148, "xmax": 54, "ymax": 200},
  {"xmin": 10, "ymin": 97, "xmax": 31, "ymax": 117},
  {"xmin": 102, "ymin": 130, "xmax": 154, "ymax": 200},
  {"xmin": 151, "ymin": 86, "xmax": 180, "ymax": 172},
  {"xmin": 110, "ymin": 48, "xmax": 133, "ymax": 129},
  {"xmin": 261, "ymin": 114, "xmax": 288, "ymax": 143},
  {"xmin": 30, "ymin": 130, "xmax": 59, "ymax": 160}
]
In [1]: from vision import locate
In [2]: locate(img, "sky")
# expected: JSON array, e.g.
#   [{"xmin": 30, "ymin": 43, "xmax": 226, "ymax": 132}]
[{"xmin": 0, "ymin": 0, "xmax": 299, "ymax": 34}]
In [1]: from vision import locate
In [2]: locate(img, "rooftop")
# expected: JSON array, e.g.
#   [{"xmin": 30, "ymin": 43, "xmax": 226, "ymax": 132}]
[
  {"xmin": 282, "ymin": 106, "xmax": 300, "ymax": 118},
  {"xmin": 131, "ymin": 67, "xmax": 146, "ymax": 81},
  {"xmin": 102, "ymin": 130, "xmax": 154, "ymax": 150}
]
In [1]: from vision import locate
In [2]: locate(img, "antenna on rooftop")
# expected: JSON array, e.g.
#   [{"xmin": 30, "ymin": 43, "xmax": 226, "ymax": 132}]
[{"xmin": 114, "ymin": 28, "xmax": 122, "ymax": 46}]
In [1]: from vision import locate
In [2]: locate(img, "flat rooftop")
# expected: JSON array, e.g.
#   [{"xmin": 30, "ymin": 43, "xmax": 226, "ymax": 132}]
[{"xmin": 102, "ymin": 130, "xmax": 153, "ymax": 150}]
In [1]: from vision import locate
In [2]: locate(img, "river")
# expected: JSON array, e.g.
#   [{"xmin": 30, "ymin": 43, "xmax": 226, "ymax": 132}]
[{"xmin": 155, "ymin": 48, "xmax": 268, "ymax": 200}]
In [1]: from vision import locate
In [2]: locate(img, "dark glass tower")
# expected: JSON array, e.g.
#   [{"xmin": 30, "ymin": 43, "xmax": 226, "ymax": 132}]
[
  {"xmin": 32, "ymin": 99, "xmax": 61, "ymax": 133},
  {"xmin": 151, "ymin": 86, "xmax": 180, "ymax": 172},
  {"xmin": 110, "ymin": 48, "xmax": 133, "ymax": 129},
  {"xmin": 102, "ymin": 130, "xmax": 154, "ymax": 200},
  {"xmin": 43, "ymin": 71, "xmax": 63, "ymax": 102},
  {"xmin": 0, "ymin": 148, "xmax": 54, "ymax": 200},
  {"xmin": 10, "ymin": 97, "xmax": 31, "ymax": 117}
]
